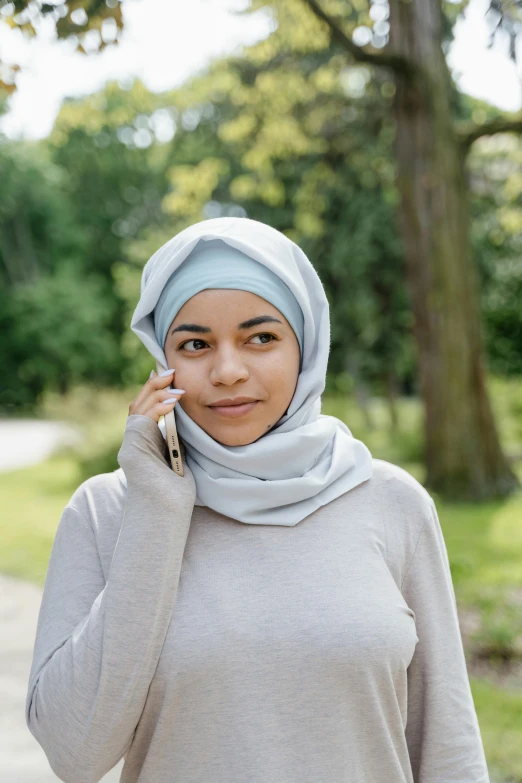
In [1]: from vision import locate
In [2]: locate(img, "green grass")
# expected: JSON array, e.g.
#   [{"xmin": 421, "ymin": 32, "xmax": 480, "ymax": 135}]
[
  {"xmin": 0, "ymin": 384, "xmax": 132, "ymax": 583},
  {"xmin": 438, "ymin": 492, "xmax": 522, "ymax": 600},
  {"xmin": 471, "ymin": 678, "xmax": 522, "ymax": 782},
  {"xmin": 0, "ymin": 454, "xmax": 81, "ymax": 583},
  {"xmin": 2, "ymin": 378, "xmax": 522, "ymax": 779}
]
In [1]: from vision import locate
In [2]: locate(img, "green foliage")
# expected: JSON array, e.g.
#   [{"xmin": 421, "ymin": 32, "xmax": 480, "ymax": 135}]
[
  {"xmin": 135, "ymin": 22, "xmax": 416, "ymax": 393},
  {"xmin": 75, "ymin": 442, "xmax": 121, "ymax": 483},
  {"xmin": 323, "ymin": 393, "xmax": 425, "ymax": 468},
  {"xmin": 0, "ymin": 266, "xmax": 120, "ymax": 413},
  {"xmin": 471, "ymin": 595, "xmax": 522, "ymax": 663},
  {"xmin": 468, "ymin": 133, "xmax": 522, "ymax": 374},
  {"xmin": 1, "ymin": 0, "xmax": 521, "ymax": 417},
  {"xmin": 0, "ymin": 141, "xmax": 124, "ymax": 411},
  {"xmin": 0, "ymin": 141, "xmax": 88, "ymax": 286},
  {"xmin": 47, "ymin": 81, "xmax": 171, "ymax": 285}
]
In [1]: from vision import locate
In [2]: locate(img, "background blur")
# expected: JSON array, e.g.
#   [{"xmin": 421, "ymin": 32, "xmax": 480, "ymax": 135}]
[{"xmin": 1, "ymin": 0, "xmax": 522, "ymax": 781}]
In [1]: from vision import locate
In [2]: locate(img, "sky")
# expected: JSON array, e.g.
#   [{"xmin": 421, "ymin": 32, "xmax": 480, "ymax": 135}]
[{"xmin": 0, "ymin": 0, "xmax": 520, "ymax": 141}]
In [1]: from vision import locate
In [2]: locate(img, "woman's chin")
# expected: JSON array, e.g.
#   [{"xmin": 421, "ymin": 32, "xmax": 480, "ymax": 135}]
[
  {"xmin": 190, "ymin": 406, "xmax": 285, "ymax": 446},
  {"xmin": 197, "ymin": 420, "xmax": 266, "ymax": 447},
  {"xmin": 210, "ymin": 429, "xmax": 263, "ymax": 447}
]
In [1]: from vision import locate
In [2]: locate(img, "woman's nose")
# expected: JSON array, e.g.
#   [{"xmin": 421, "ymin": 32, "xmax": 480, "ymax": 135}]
[{"xmin": 209, "ymin": 352, "xmax": 250, "ymax": 384}]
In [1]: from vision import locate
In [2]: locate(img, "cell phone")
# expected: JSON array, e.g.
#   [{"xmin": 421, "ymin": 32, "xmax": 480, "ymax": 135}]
[{"xmin": 156, "ymin": 359, "xmax": 184, "ymax": 477}]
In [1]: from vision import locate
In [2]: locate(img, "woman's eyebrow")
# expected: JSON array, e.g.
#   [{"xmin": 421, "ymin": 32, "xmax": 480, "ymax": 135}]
[{"xmin": 170, "ymin": 315, "xmax": 283, "ymax": 336}]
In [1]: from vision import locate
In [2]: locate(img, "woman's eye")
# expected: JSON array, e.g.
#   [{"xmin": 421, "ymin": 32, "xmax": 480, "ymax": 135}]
[
  {"xmin": 250, "ymin": 333, "xmax": 276, "ymax": 345},
  {"xmin": 179, "ymin": 333, "xmax": 276, "ymax": 352},
  {"xmin": 179, "ymin": 339, "xmax": 208, "ymax": 352}
]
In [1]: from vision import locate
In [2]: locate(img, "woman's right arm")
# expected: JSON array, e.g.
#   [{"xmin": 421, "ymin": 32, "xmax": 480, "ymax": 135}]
[{"xmin": 25, "ymin": 372, "xmax": 195, "ymax": 783}]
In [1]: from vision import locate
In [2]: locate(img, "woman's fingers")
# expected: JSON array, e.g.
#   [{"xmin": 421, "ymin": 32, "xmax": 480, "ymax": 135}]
[
  {"xmin": 128, "ymin": 369, "xmax": 186, "ymax": 423},
  {"xmin": 129, "ymin": 369, "xmax": 174, "ymax": 412}
]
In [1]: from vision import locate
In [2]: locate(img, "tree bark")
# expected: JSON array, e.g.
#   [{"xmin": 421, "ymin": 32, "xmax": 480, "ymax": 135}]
[{"xmin": 387, "ymin": 0, "xmax": 518, "ymax": 499}]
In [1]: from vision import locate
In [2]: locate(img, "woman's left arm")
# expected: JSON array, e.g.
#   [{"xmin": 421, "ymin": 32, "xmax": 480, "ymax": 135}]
[{"xmin": 401, "ymin": 498, "xmax": 490, "ymax": 783}]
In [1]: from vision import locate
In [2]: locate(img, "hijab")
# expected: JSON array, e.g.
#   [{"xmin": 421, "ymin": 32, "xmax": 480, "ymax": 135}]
[
  {"xmin": 153, "ymin": 237, "xmax": 305, "ymax": 373},
  {"xmin": 120, "ymin": 216, "xmax": 373, "ymax": 526}
]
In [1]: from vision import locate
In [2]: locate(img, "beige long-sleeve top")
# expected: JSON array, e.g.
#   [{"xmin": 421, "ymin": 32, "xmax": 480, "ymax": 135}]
[{"xmin": 26, "ymin": 414, "xmax": 490, "ymax": 783}]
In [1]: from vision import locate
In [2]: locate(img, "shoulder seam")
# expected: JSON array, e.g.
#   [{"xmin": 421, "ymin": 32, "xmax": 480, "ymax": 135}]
[
  {"xmin": 400, "ymin": 515, "xmax": 429, "ymax": 591},
  {"xmin": 65, "ymin": 489, "xmax": 98, "ymax": 542},
  {"xmin": 382, "ymin": 508, "xmax": 389, "ymax": 570}
]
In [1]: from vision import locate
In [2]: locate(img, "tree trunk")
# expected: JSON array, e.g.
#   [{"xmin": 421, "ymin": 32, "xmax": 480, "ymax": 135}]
[{"xmin": 388, "ymin": 0, "xmax": 518, "ymax": 499}]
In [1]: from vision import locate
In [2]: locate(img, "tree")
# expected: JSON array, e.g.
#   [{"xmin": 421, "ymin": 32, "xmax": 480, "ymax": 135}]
[
  {"xmin": 0, "ymin": 142, "xmax": 121, "ymax": 411},
  {"xmin": 123, "ymin": 54, "xmax": 416, "ymax": 422},
  {"xmin": 0, "ymin": 0, "xmax": 124, "ymax": 94},
  {"xmin": 301, "ymin": 0, "xmax": 520, "ymax": 500},
  {"xmin": 468, "ymin": 132, "xmax": 522, "ymax": 376},
  {"xmin": 3, "ymin": 0, "xmax": 520, "ymax": 498}
]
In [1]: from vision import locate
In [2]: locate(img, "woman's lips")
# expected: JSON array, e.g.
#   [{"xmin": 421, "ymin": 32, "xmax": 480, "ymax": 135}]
[{"xmin": 208, "ymin": 401, "xmax": 259, "ymax": 418}]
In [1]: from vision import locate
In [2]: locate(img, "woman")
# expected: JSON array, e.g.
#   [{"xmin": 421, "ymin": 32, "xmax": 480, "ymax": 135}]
[{"xmin": 25, "ymin": 217, "xmax": 490, "ymax": 783}]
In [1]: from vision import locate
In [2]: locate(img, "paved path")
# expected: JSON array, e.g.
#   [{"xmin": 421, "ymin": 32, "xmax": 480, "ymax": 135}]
[
  {"xmin": 0, "ymin": 572, "xmax": 123, "ymax": 782},
  {"xmin": 0, "ymin": 418, "xmax": 83, "ymax": 472},
  {"xmin": 0, "ymin": 420, "xmax": 121, "ymax": 780}
]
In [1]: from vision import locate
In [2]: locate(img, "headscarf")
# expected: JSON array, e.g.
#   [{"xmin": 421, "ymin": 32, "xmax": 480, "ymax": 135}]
[
  {"xmin": 153, "ymin": 237, "xmax": 305, "ymax": 373},
  {"xmin": 119, "ymin": 216, "xmax": 373, "ymax": 526}
]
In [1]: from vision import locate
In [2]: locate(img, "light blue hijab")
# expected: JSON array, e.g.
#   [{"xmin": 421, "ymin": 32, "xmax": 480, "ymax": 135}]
[
  {"xmin": 125, "ymin": 216, "xmax": 373, "ymax": 526},
  {"xmin": 153, "ymin": 238, "xmax": 305, "ymax": 373}
]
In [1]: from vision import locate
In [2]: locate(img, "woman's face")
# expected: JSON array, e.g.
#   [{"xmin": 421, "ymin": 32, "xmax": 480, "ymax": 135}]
[{"xmin": 163, "ymin": 289, "xmax": 301, "ymax": 446}]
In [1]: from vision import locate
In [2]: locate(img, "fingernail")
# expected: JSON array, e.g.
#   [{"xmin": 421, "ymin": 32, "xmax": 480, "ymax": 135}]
[
  {"xmin": 149, "ymin": 370, "xmax": 155, "ymax": 378},
  {"xmin": 167, "ymin": 389, "xmax": 185, "ymax": 394},
  {"xmin": 159, "ymin": 368, "xmax": 175, "ymax": 376}
]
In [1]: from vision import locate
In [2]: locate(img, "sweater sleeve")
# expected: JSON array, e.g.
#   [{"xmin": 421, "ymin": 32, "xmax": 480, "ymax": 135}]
[
  {"xmin": 25, "ymin": 414, "xmax": 196, "ymax": 783},
  {"xmin": 401, "ymin": 498, "xmax": 490, "ymax": 783}
]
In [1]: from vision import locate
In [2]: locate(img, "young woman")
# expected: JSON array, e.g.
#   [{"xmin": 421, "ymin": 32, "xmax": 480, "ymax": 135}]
[{"xmin": 26, "ymin": 217, "xmax": 490, "ymax": 783}]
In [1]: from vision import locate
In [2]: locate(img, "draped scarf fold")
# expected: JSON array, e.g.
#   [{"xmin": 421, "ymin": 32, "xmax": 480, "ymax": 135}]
[{"xmin": 117, "ymin": 216, "xmax": 373, "ymax": 526}]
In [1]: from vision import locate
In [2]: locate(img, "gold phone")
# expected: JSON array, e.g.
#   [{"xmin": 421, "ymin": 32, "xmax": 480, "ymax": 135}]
[{"xmin": 156, "ymin": 359, "xmax": 184, "ymax": 477}]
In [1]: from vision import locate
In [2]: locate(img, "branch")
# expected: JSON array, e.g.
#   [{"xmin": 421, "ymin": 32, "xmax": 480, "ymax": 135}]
[
  {"xmin": 302, "ymin": 0, "xmax": 420, "ymax": 84},
  {"xmin": 456, "ymin": 112, "xmax": 522, "ymax": 150}
]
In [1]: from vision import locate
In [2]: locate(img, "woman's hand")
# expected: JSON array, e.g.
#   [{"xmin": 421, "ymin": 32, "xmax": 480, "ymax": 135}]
[
  {"xmin": 128, "ymin": 368, "xmax": 185, "ymax": 424},
  {"xmin": 117, "ymin": 370, "xmax": 195, "ymax": 496}
]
